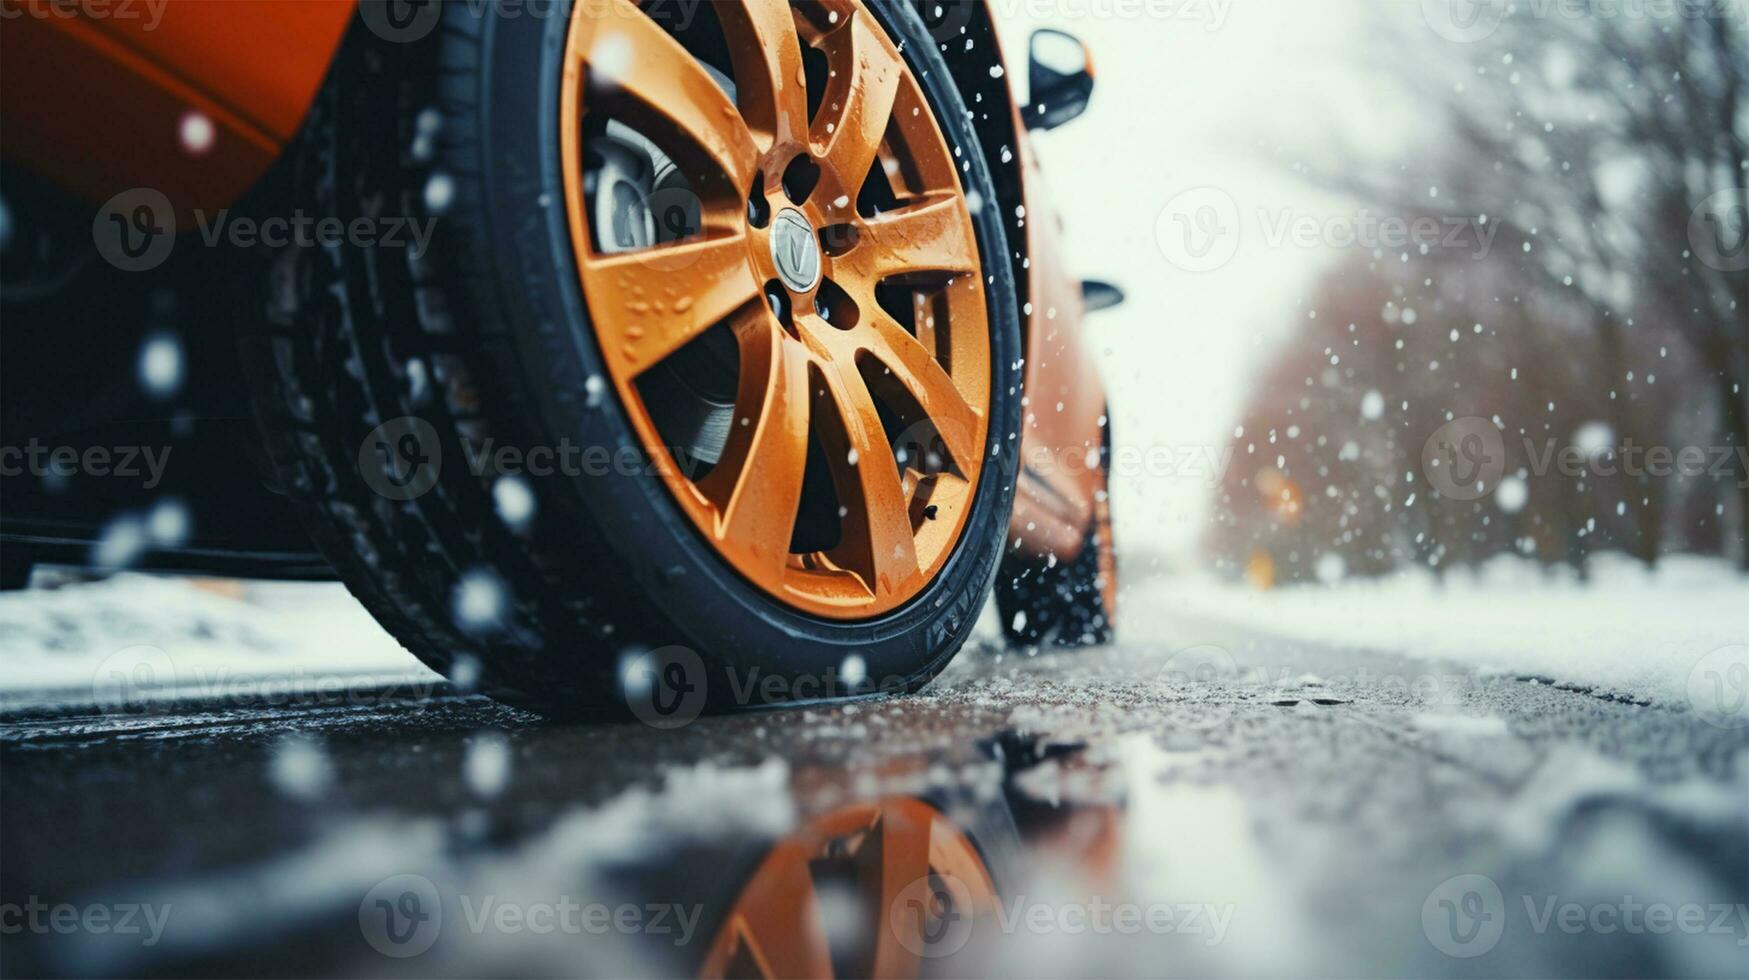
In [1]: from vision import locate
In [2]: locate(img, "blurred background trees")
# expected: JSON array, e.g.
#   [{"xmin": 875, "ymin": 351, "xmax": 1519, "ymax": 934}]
[{"xmin": 1208, "ymin": 4, "xmax": 1747, "ymax": 585}]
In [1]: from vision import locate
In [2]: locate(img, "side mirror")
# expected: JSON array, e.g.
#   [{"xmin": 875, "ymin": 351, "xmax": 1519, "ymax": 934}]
[
  {"xmin": 1023, "ymin": 29, "xmax": 1095, "ymax": 131},
  {"xmin": 1081, "ymin": 280, "xmax": 1125, "ymax": 312}
]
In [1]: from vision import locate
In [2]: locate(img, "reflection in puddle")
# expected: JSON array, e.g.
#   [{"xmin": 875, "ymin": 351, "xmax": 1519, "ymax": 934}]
[
  {"xmin": 10, "ymin": 696, "xmax": 1746, "ymax": 979},
  {"xmin": 699, "ymin": 798, "xmax": 999, "ymax": 977},
  {"xmin": 28, "ymin": 731, "xmax": 1162, "ymax": 978}
]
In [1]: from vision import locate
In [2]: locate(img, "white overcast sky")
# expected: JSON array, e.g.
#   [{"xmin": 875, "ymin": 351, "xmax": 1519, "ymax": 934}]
[{"xmin": 991, "ymin": 0, "xmax": 1426, "ymax": 560}]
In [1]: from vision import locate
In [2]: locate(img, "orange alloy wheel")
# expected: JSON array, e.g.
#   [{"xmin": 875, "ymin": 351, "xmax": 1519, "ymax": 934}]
[{"xmin": 560, "ymin": 0, "xmax": 992, "ymax": 620}]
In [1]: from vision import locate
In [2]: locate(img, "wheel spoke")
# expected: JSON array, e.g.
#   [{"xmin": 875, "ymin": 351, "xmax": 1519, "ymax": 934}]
[
  {"xmin": 701, "ymin": 313, "xmax": 813, "ymax": 577},
  {"xmin": 839, "ymin": 193, "xmax": 979, "ymax": 282},
  {"xmin": 811, "ymin": 10, "xmax": 904, "ymax": 213},
  {"xmin": 579, "ymin": 233, "xmax": 760, "ymax": 376},
  {"xmin": 569, "ymin": 0, "xmax": 759, "ymax": 190},
  {"xmin": 860, "ymin": 313, "xmax": 983, "ymax": 473},
  {"xmin": 703, "ymin": 842, "xmax": 834, "ymax": 980},
  {"xmin": 717, "ymin": 1, "xmax": 810, "ymax": 155},
  {"xmin": 870, "ymin": 805, "xmax": 934, "ymax": 978},
  {"xmin": 813, "ymin": 343, "xmax": 919, "ymax": 595}
]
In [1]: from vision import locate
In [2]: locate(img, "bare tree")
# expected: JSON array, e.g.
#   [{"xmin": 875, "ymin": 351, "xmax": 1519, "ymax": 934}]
[{"xmin": 1308, "ymin": 5, "xmax": 1749, "ymax": 569}]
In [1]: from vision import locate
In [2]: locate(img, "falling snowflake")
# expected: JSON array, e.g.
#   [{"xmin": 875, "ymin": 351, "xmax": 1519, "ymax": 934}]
[
  {"xmin": 463, "ymin": 731, "xmax": 512, "ymax": 798},
  {"xmin": 138, "ymin": 332, "xmax": 184, "ymax": 399}
]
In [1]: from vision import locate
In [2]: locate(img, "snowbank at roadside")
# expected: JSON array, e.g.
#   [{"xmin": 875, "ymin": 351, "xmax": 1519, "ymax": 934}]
[
  {"xmin": 1135, "ymin": 553, "xmax": 1749, "ymax": 710},
  {"xmin": 0, "ymin": 574, "xmax": 433, "ymax": 705}
]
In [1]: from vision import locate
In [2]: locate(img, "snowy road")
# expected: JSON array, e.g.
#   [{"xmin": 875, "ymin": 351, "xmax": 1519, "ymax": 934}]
[{"xmin": 4, "ymin": 591, "xmax": 1746, "ymax": 978}]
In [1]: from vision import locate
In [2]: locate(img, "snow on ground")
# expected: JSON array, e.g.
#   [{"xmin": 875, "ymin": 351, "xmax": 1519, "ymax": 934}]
[
  {"xmin": 1139, "ymin": 553, "xmax": 1749, "ymax": 711},
  {"xmin": 0, "ymin": 574, "xmax": 432, "ymax": 705},
  {"xmin": 4, "ymin": 554, "xmax": 1743, "ymax": 717}
]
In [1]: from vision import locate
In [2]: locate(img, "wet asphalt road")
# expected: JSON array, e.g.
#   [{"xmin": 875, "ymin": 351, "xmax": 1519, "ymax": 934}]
[{"xmin": 3, "ymin": 617, "xmax": 1748, "ymax": 979}]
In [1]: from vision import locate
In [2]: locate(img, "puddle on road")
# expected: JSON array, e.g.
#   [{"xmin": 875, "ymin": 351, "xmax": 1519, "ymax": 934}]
[
  {"xmin": 9, "ymin": 719, "xmax": 1298, "ymax": 978},
  {"xmin": 5, "ymin": 689, "xmax": 1746, "ymax": 978}
]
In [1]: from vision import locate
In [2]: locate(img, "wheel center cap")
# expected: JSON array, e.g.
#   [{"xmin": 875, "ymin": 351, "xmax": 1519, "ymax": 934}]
[{"xmin": 770, "ymin": 208, "xmax": 822, "ymax": 293}]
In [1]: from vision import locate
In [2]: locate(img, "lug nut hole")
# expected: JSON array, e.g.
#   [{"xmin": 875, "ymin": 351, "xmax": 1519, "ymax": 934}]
[
  {"xmin": 747, "ymin": 174, "xmax": 771, "ymax": 229},
  {"xmin": 781, "ymin": 155, "xmax": 821, "ymax": 205}
]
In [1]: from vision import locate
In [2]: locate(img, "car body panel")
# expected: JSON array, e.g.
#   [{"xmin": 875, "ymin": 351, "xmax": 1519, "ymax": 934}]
[
  {"xmin": 1014, "ymin": 151, "xmax": 1105, "ymax": 557},
  {"xmin": 983, "ymin": 20, "xmax": 1108, "ymax": 562},
  {"xmin": 0, "ymin": 0, "xmax": 353, "ymax": 214}
]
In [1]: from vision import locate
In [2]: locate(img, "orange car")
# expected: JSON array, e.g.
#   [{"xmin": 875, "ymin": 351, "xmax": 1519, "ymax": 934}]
[{"xmin": 0, "ymin": 0, "xmax": 1117, "ymax": 712}]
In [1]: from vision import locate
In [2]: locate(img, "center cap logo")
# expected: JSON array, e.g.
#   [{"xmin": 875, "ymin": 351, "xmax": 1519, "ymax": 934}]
[{"xmin": 771, "ymin": 208, "xmax": 822, "ymax": 293}]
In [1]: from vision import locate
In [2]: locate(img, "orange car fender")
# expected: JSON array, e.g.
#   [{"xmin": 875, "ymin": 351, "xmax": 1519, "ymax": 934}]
[
  {"xmin": 0, "ymin": 0, "xmax": 356, "ymax": 217},
  {"xmin": 1010, "ymin": 153, "xmax": 1108, "ymax": 561},
  {"xmin": 979, "ymin": 12, "xmax": 1110, "ymax": 561}
]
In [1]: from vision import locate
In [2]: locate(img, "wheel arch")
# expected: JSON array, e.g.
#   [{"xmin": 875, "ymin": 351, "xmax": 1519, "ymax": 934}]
[
  {"xmin": 926, "ymin": 1, "xmax": 1032, "ymax": 360},
  {"xmin": 929, "ymin": 2, "xmax": 1111, "ymax": 565}
]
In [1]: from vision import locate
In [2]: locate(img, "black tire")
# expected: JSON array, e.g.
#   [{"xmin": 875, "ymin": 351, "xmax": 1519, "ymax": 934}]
[
  {"xmin": 238, "ymin": 0, "xmax": 1023, "ymax": 716},
  {"xmin": 995, "ymin": 427, "xmax": 1116, "ymax": 648}
]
